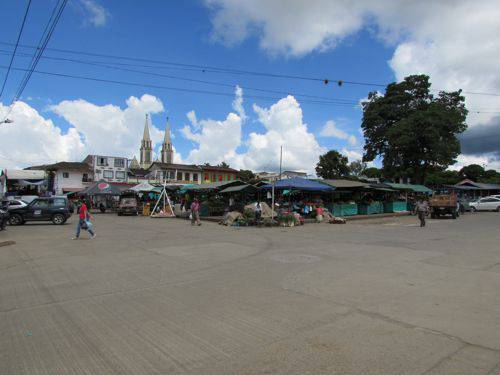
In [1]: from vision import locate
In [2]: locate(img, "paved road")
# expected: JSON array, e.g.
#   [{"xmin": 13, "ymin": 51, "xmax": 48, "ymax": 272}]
[{"xmin": 1, "ymin": 212, "xmax": 500, "ymax": 374}]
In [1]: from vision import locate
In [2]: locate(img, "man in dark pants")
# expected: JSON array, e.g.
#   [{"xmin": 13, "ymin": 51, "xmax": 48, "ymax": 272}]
[{"xmin": 415, "ymin": 198, "xmax": 429, "ymax": 227}]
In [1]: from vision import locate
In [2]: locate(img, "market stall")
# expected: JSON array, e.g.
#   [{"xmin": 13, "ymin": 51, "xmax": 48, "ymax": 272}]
[{"xmin": 78, "ymin": 180, "xmax": 125, "ymax": 212}]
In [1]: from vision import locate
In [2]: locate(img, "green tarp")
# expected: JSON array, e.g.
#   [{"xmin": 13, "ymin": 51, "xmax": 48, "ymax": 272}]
[{"xmin": 385, "ymin": 183, "xmax": 433, "ymax": 193}]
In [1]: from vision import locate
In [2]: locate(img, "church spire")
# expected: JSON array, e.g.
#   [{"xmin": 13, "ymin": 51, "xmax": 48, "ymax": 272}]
[
  {"xmin": 143, "ymin": 113, "xmax": 151, "ymax": 141},
  {"xmin": 163, "ymin": 116, "xmax": 171, "ymax": 144},
  {"xmin": 161, "ymin": 116, "xmax": 174, "ymax": 164},
  {"xmin": 140, "ymin": 113, "xmax": 153, "ymax": 169}
]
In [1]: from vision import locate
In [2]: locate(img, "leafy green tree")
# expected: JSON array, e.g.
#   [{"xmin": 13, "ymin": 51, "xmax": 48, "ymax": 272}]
[
  {"xmin": 348, "ymin": 160, "xmax": 367, "ymax": 177},
  {"xmin": 361, "ymin": 75, "xmax": 468, "ymax": 184},
  {"xmin": 217, "ymin": 161, "xmax": 231, "ymax": 168},
  {"xmin": 363, "ymin": 167, "xmax": 383, "ymax": 179},
  {"xmin": 316, "ymin": 150, "xmax": 349, "ymax": 179},
  {"xmin": 425, "ymin": 169, "xmax": 460, "ymax": 185},
  {"xmin": 236, "ymin": 169, "xmax": 255, "ymax": 182},
  {"xmin": 482, "ymin": 169, "xmax": 500, "ymax": 184},
  {"xmin": 459, "ymin": 164, "xmax": 484, "ymax": 181}
]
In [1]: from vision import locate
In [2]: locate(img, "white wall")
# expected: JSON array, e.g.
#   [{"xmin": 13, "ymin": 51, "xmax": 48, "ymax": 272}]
[
  {"xmin": 91, "ymin": 155, "xmax": 128, "ymax": 182},
  {"xmin": 54, "ymin": 170, "xmax": 86, "ymax": 195}
]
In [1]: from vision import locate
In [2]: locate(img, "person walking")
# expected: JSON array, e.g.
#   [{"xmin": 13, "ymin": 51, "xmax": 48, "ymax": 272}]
[
  {"xmin": 415, "ymin": 198, "xmax": 429, "ymax": 228},
  {"xmin": 255, "ymin": 202, "xmax": 262, "ymax": 225},
  {"xmin": 72, "ymin": 201, "xmax": 95, "ymax": 239},
  {"xmin": 190, "ymin": 198, "xmax": 201, "ymax": 226}
]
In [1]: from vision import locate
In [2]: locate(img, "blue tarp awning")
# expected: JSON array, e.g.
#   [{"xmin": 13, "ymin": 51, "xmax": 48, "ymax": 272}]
[{"xmin": 261, "ymin": 177, "xmax": 334, "ymax": 192}]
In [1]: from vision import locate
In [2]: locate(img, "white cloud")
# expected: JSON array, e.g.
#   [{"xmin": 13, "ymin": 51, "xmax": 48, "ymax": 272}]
[
  {"xmin": 0, "ymin": 101, "xmax": 85, "ymax": 169},
  {"xmin": 232, "ymin": 85, "xmax": 246, "ymax": 120},
  {"xmin": 341, "ymin": 148, "xmax": 362, "ymax": 163},
  {"xmin": 450, "ymin": 154, "xmax": 500, "ymax": 172},
  {"xmin": 181, "ymin": 111, "xmax": 243, "ymax": 165},
  {"xmin": 79, "ymin": 0, "xmax": 109, "ymax": 27},
  {"xmin": 205, "ymin": 0, "xmax": 500, "ymax": 169},
  {"xmin": 320, "ymin": 120, "xmax": 357, "ymax": 146},
  {"xmin": 51, "ymin": 94, "xmax": 164, "ymax": 159},
  {"xmin": 181, "ymin": 89, "xmax": 325, "ymax": 174}
]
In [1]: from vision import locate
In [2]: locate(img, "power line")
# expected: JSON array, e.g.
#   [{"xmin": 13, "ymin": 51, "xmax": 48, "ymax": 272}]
[
  {"xmin": 12, "ymin": 0, "xmax": 68, "ymax": 105},
  {"xmin": 0, "ymin": 49, "xmax": 360, "ymax": 105},
  {"xmin": 2, "ymin": 0, "xmax": 67, "ymax": 123},
  {"xmin": 2, "ymin": 40, "xmax": 500, "ymax": 97},
  {"xmin": 0, "ymin": 65, "xmax": 358, "ymax": 107},
  {"xmin": 0, "ymin": 0, "xmax": 32, "ymax": 99}
]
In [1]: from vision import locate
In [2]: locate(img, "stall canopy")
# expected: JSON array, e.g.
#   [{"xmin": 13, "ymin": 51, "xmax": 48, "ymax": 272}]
[
  {"xmin": 219, "ymin": 184, "xmax": 258, "ymax": 194},
  {"xmin": 262, "ymin": 177, "xmax": 334, "ymax": 191},
  {"xmin": 385, "ymin": 183, "xmax": 433, "ymax": 194},
  {"xmin": 130, "ymin": 182, "xmax": 155, "ymax": 192},
  {"xmin": 80, "ymin": 180, "xmax": 123, "ymax": 196},
  {"xmin": 318, "ymin": 179, "xmax": 369, "ymax": 189},
  {"xmin": 186, "ymin": 180, "xmax": 245, "ymax": 192}
]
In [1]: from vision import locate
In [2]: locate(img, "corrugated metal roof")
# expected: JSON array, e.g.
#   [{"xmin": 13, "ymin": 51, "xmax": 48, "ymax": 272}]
[
  {"xmin": 6, "ymin": 169, "xmax": 46, "ymax": 180},
  {"xmin": 318, "ymin": 179, "xmax": 369, "ymax": 188},
  {"xmin": 220, "ymin": 184, "xmax": 257, "ymax": 193},
  {"xmin": 385, "ymin": 183, "xmax": 433, "ymax": 193}
]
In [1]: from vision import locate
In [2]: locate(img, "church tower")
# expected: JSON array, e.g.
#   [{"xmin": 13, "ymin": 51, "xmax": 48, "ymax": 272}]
[
  {"xmin": 140, "ymin": 114, "xmax": 153, "ymax": 169},
  {"xmin": 161, "ymin": 117, "xmax": 174, "ymax": 164}
]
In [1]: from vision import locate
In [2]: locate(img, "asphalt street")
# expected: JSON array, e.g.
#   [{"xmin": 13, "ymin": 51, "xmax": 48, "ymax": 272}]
[{"xmin": 1, "ymin": 212, "xmax": 499, "ymax": 374}]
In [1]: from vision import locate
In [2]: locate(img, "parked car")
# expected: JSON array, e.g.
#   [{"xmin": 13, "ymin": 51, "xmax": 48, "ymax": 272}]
[
  {"xmin": 8, "ymin": 197, "xmax": 72, "ymax": 225},
  {"xmin": 0, "ymin": 208, "xmax": 9, "ymax": 231},
  {"xmin": 117, "ymin": 194, "xmax": 139, "ymax": 216},
  {"xmin": 1, "ymin": 199, "xmax": 28, "ymax": 211},
  {"xmin": 469, "ymin": 197, "xmax": 500, "ymax": 212}
]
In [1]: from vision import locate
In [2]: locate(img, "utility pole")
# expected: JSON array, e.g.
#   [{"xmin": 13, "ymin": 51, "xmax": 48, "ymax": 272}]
[{"xmin": 279, "ymin": 145, "xmax": 282, "ymax": 180}]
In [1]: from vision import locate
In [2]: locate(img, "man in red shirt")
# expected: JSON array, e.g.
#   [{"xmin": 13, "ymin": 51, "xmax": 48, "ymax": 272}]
[{"xmin": 72, "ymin": 201, "xmax": 95, "ymax": 239}]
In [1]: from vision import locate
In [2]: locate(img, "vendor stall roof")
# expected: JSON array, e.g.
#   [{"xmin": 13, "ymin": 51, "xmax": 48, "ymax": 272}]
[
  {"xmin": 368, "ymin": 183, "xmax": 396, "ymax": 192},
  {"xmin": 6, "ymin": 169, "xmax": 46, "ymax": 180},
  {"xmin": 130, "ymin": 182, "xmax": 156, "ymax": 192},
  {"xmin": 187, "ymin": 180, "xmax": 245, "ymax": 191},
  {"xmin": 385, "ymin": 183, "xmax": 433, "ymax": 193},
  {"xmin": 262, "ymin": 177, "xmax": 334, "ymax": 191},
  {"xmin": 220, "ymin": 184, "xmax": 258, "ymax": 194},
  {"xmin": 318, "ymin": 179, "xmax": 369, "ymax": 189},
  {"xmin": 79, "ymin": 180, "xmax": 124, "ymax": 196}
]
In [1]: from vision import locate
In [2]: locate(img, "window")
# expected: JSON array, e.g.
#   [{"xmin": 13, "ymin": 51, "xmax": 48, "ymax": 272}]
[
  {"xmin": 218, "ymin": 175, "xmax": 223, "ymax": 182},
  {"xmin": 204, "ymin": 173, "xmax": 209, "ymax": 181},
  {"xmin": 51, "ymin": 198, "xmax": 66, "ymax": 207},
  {"xmin": 212, "ymin": 173, "xmax": 216, "ymax": 182},
  {"xmin": 31, "ymin": 200, "xmax": 49, "ymax": 209},
  {"xmin": 177, "ymin": 172, "xmax": 182, "ymax": 180},
  {"xmin": 115, "ymin": 171, "xmax": 126, "ymax": 179},
  {"xmin": 103, "ymin": 170, "xmax": 114, "ymax": 179},
  {"xmin": 82, "ymin": 173, "xmax": 89, "ymax": 182},
  {"xmin": 169, "ymin": 171, "xmax": 175, "ymax": 180},
  {"xmin": 97, "ymin": 157, "xmax": 108, "ymax": 166},
  {"xmin": 62, "ymin": 172, "xmax": 69, "ymax": 178},
  {"xmin": 184, "ymin": 172, "xmax": 190, "ymax": 181},
  {"xmin": 192, "ymin": 173, "xmax": 198, "ymax": 182},
  {"xmin": 114, "ymin": 158, "xmax": 125, "ymax": 167}
]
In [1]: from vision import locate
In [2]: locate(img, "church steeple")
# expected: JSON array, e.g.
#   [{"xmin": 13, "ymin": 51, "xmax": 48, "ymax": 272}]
[
  {"xmin": 161, "ymin": 116, "xmax": 174, "ymax": 164},
  {"xmin": 140, "ymin": 114, "xmax": 153, "ymax": 169}
]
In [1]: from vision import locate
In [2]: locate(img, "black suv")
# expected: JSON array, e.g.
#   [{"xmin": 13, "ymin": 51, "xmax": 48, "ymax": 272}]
[{"xmin": 9, "ymin": 197, "xmax": 72, "ymax": 225}]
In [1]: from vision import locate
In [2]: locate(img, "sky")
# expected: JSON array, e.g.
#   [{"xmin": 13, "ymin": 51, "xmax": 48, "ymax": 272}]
[{"xmin": 1, "ymin": 0, "xmax": 499, "ymax": 174}]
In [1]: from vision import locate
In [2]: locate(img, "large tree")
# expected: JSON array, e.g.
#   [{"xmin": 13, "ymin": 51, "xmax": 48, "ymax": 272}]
[
  {"xmin": 363, "ymin": 167, "xmax": 383, "ymax": 179},
  {"xmin": 315, "ymin": 150, "xmax": 349, "ymax": 179},
  {"xmin": 348, "ymin": 160, "xmax": 367, "ymax": 177},
  {"xmin": 361, "ymin": 75, "xmax": 468, "ymax": 184},
  {"xmin": 236, "ymin": 169, "xmax": 255, "ymax": 182},
  {"xmin": 459, "ymin": 164, "xmax": 484, "ymax": 181}
]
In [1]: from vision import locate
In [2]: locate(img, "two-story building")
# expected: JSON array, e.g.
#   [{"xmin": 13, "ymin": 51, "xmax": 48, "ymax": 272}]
[
  {"xmin": 26, "ymin": 162, "xmax": 92, "ymax": 195},
  {"xmin": 128, "ymin": 162, "xmax": 203, "ymax": 184},
  {"xmin": 201, "ymin": 165, "xmax": 238, "ymax": 183},
  {"xmin": 83, "ymin": 155, "xmax": 129, "ymax": 183}
]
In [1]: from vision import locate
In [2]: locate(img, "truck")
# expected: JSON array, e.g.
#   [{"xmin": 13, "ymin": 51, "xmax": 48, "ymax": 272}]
[{"xmin": 429, "ymin": 194, "xmax": 460, "ymax": 219}]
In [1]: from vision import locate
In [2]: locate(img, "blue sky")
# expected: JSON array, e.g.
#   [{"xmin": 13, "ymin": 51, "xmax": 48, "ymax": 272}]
[{"xmin": 1, "ymin": 0, "xmax": 499, "ymax": 172}]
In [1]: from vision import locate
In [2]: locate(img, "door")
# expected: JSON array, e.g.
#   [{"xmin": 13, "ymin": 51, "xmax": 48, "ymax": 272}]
[{"xmin": 27, "ymin": 199, "xmax": 50, "ymax": 220}]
